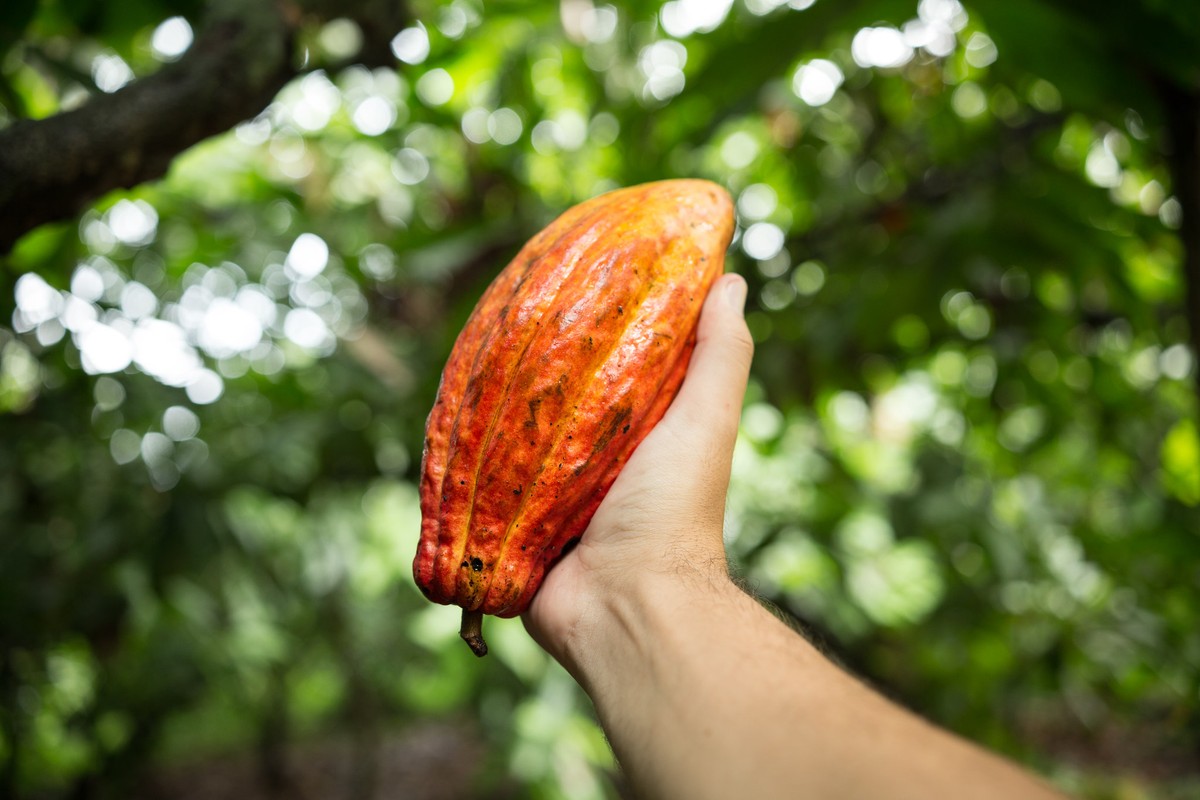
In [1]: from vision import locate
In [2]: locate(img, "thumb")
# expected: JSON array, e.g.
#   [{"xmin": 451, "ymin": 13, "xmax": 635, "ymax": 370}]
[{"xmin": 660, "ymin": 273, "xmax": 754, "ymax": 453}]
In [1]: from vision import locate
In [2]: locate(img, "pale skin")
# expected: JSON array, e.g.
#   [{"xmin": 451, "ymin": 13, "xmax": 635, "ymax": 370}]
[{"xmin": 524, "ymin": 273, "xmax": 1068, "ymax": 800}]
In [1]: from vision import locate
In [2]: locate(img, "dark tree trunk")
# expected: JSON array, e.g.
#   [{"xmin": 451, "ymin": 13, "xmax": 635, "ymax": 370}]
[
  {"xmin": 1162, "ymin": 84, "xmax": 1200, "ymax": 401},
  {"xmin": 0, "ymin": 3, "xmax": 294, "ymax": 252},
  {"xmin": 0, "ymin": 0, "xmax": 410, "ymax": 254}
]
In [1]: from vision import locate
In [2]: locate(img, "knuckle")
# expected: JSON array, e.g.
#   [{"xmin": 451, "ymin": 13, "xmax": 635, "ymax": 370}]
[{"xmin": 726, "ymin": 323, "xmax": 755, "ymax": 363}]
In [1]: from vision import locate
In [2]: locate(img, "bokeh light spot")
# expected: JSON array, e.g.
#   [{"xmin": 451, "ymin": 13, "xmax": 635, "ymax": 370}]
[
  {"xmin": 163, "ymin": 406, "xmax": 201, "ymax": 441},
  {"xmin": 92, "ymin": 54, "xmax": 133, "ymax": 93},
  {"xmin": 186, "ymin": 370, "xmax": 224, "ymax": 404},
  {"xmin": 286, "ymin": 233, "xmax": 330, "ymax": 279},
  {"xmin": 852, "ymin": 27, "xmax": 913, "ymax": 69},
  {"xmin": 660, "ymin": 0, "xmax": 733, "ymax": 38},
  {"xmin": 792, "ymin": 59, "xmax": 843, "ymax": 106},
  {"xmin": 391, "ymin": 23, "xmax": 430, "ymax": 64},
  {"xmin": 352, "ymin": 96, "xmax": 397, "ymax": 136},
  {"xmin": 79, "ymin": 324, "xmax": 134, "ymax": 375},
  {"xmin": 742, "ymin": 222, "xmax": 786, "ymax": 261},
  {"xmin": 151, "ymin": 17, "xmax": 193, "ymax": 61},
  {"xmin": 416, "ymin": 69, "xmax": 454, "ymax": 106}
]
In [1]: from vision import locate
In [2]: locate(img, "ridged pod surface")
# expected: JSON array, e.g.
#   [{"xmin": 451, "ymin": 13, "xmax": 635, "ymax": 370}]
[{"xmin": 413, "ymin": 179, "xmax": 734, "ymax": 655}]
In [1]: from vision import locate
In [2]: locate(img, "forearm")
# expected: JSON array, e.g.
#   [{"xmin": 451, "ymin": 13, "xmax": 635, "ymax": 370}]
[{"xmin": 566, "ymin": 570, "xmax": 1065, "ymax": 800}]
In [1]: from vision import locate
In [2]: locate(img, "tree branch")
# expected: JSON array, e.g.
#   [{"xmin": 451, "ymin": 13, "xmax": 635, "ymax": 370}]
[
  {"xmin": 0, "ymin": 2, "xmax": 293, "ymax": 252},
  {"xmin": 0, "ymin": 0, "xmax": 409, "ymax": 254}
]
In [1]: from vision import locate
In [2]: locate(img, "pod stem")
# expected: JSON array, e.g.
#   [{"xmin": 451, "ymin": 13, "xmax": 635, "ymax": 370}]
[{"xmin": 460, "ymin": 609, "xmax": 488, "ymax": 657}]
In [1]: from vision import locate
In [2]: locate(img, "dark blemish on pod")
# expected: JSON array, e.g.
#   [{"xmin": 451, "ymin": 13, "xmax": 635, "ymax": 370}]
[
  {"xmin": 592, "ymin": 405, "xmax": 634, "ymax": 455},
  {"xmin": 526, "ymin": 398, "xmax": 542, "ymax": 428},
  {"xmin": 465, "ymin": 378, "xmax": 484, "ymax": 409},
  {"xmin": 513, "ymin": 486, "xmax": 522, "ymax": 496},
  {"xmin": 617, "ymin": 306, "xmax": 624, "ymax": 315},
  {"xmin": 460, "ymin": 560, "xmax": 469, "ymax": 568},
  {"xmin": 623, "ymin": 424, "xmax": 630, "ymax": 434},
  {"xmin": 470, "ymin": 557, "xmax": 483, "ymax": 572}
]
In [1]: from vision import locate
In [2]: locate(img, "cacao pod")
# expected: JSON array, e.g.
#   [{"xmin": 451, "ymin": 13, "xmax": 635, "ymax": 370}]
[{"xmin": 413, "ymin": 179, "xmax": 735, "ymax": 656}]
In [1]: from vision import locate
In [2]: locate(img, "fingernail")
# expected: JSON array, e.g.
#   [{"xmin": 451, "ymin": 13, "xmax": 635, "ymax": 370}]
[{"xmin": 725, "ymin": 275, "xmax": 747, "ymax": 314}]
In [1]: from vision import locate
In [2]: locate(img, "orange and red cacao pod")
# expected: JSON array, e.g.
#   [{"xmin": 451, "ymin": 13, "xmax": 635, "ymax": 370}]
[{"xmin": 413, "ymin": 179, "xmax": 735, "ymax": 655}]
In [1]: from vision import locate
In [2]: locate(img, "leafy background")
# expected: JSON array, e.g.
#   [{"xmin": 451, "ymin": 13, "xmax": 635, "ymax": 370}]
[{"xmin": 1, "ymin": 0, "xmax": 1198, "ymax": 797}]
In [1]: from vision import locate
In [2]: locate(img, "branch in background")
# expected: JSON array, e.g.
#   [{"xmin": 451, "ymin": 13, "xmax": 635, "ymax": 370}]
[
  {"xmin": 0, "ymin": 2, "xmax": 292, "ymax": 252},
  {"xmin": 0, "ymin": 0, "xmax": 409, "ymax": 254}
]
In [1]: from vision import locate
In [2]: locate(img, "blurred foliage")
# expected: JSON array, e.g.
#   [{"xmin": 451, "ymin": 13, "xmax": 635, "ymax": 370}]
[{"xmin": 2, "ymin": 0, "xmax": 1199, "ymax": 797}]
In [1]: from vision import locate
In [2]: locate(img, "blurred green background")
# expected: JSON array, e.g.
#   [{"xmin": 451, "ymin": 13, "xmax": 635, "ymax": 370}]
[{"xmin": 1, "ymin": 0, "xmax": 1198, "ymax": 797}]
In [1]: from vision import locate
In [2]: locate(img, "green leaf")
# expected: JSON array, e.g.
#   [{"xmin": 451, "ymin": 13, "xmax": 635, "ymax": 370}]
[{"xmin": 1161, "ymin": 419, "xmax": 1200, "ymax": 506}]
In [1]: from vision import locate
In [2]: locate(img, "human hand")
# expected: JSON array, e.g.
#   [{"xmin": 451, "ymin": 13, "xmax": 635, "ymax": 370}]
[
  {"xmin": 523, "ymin": 273, "xmax": 754, "ymax": 675},
  {"xmin": 523, "ymin": 273, "xmax": 1071, "ymax": 800}
]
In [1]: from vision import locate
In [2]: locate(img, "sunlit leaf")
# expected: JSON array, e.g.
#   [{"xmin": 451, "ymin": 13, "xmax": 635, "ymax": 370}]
[{"xmin": 1161, "ymin": 419, "xmax": 1200, "ymax": 506}]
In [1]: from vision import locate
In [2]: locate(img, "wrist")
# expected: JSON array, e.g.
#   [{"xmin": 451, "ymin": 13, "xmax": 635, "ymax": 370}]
[
  {"xmin": 558, "ymin": 560, "xmax": 794, "ymax": 800},
  {"xmin": 563, "ymin": 559, "xmax": 743, "ymax": 696}
]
